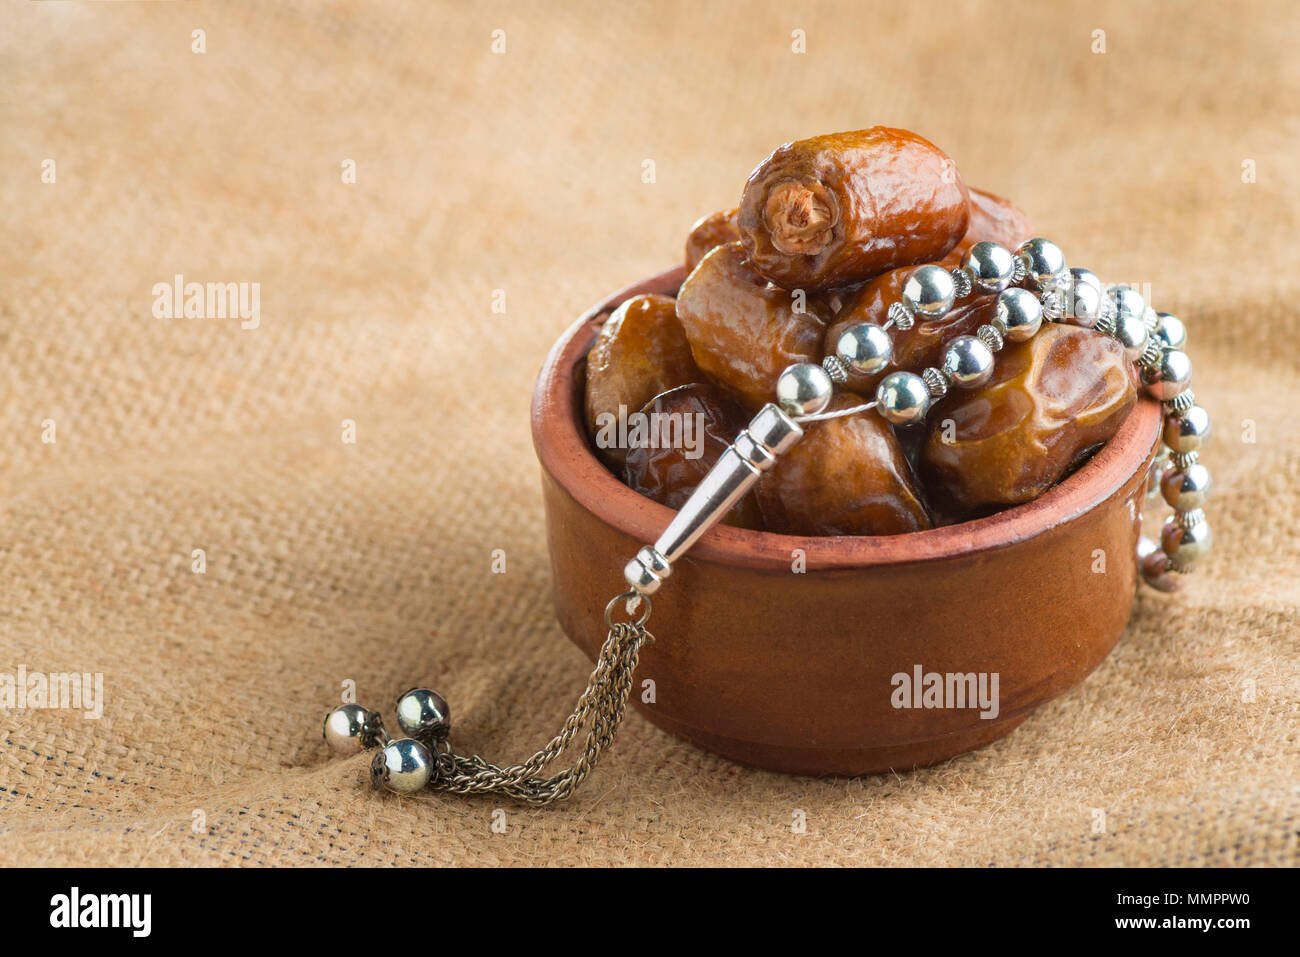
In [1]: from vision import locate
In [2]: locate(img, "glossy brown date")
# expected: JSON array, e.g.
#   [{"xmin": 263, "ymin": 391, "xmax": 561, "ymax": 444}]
[
  {"xmin": 737, "ymin": 127, "xmax": 970, "ymax": 290},
  {"xmin": 919, "ymin": 324, "xmax": 1138, "ymax": 517},
  {"xmin": 675, "ymin": 241, "xmax": 828, "ymax": 410},
  {"xmin": 621, "ymin": 383, "xmax": 763, "ymax": 529},
  {"xmin": 757, "ymin": 394, "xmax": 932, "ymax": 536},
  {"xmin": 817, "ymin": 187, "xmax": 1031, "ymax": 394},
  {"xmin": 821, "ymin": 183, "xmax": 1030, "ymax": 333},
  {"xmin": 585, "ymin": 293, "xmax": 701, "ymax": 469},
  {"xmin": 685, "ymin": 208, "xmax": 740, "ymax": 273},
  {"xmin": 966, "ymin": 187, "xmax": 1033, "ymax": 251}
]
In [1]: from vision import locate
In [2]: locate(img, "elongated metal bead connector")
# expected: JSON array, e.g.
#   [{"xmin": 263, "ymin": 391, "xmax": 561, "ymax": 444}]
[{"xmin": 623, "ymin": 404, "xmax": 803, "ymax": 594}]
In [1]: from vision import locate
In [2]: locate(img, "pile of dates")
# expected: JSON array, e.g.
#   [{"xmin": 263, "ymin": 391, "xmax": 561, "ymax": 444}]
[{"xmin": 584, "ymin": 127, "xmax": 1138, "ymax": 535}]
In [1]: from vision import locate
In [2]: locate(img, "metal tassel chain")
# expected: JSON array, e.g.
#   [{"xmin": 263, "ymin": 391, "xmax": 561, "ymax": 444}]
[
  {"xmin": 326, "ymin": 593, "xmax": 653, "ymax": 805},
  {"xmin": 432, "ymin": 615, "xmax": 652, "ymax": 805}
]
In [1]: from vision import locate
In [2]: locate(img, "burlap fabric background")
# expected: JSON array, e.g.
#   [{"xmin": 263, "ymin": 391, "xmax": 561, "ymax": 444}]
[{"xmin": 2, "ymin": 0, "xmax": 1296, "ymax": 867}]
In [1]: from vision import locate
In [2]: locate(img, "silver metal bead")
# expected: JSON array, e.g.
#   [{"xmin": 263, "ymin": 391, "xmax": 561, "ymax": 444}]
[
  {"xmin": 834, "ymin": 322, "xmax": 893, "ymax": 375},
  {"xmin": 941, "ymin": 335, "xmax": 995, "ymax": 389},
  {"xmin": 1016, "ymin": 238, "xmax": 1066, "ymax": 292},
  {"xmin": 370, "ymin": 738, "xmax": 434, "ymax": 794},
  {"xmin": 1154, "ymin": 313, "xmax": 1187, "ymax": 351},
  {"xmin": 1140, "ymin": 348, "xmax": 1193, "ymax": 400},
  {"xmin": 322, "ymin": 704, "xmax": 382, "ymax": 755},
  {"xmin": 1164, "ymin": 390, "xmax": 1196, "ymax": 413},
  {"xmin": 1064, "ymin": 268, "xmax": 1104, "ymax": 328},
  {"xmin": 1111, "ymin": 309, "xmax": 1149, "ymax": 361},
  {"xmin": 875, "ymin": 371, "xmax": 931, "ymax": 426},
  {"xmin": 902, "ymin": 265, "xmax": 957, "ymax": 319},
  {"xmin": 1162, "ymin": 405, "xmax": 1211, "ymax": 453},
  {"xmin": 1109, "ymin": 285, "xmax": 1146, "ymax": 324},
  {"xmin": 994, "ymin": 287, "xmax": 1043, "ymax": 342},
  {"xmin": 1141, "ymin": 306, "xmax": 1161, "ymax": 334},
  {"xmin": 395, "ymin": 688, "xmax": 451, "ymax": 741},
  {"xmin": 1161, "ymin": 513, "xmax": 1212, "ymax": 569},
  {"xmin": 962, "ymin": 241, "xmax": 1016, "ymax": 294},
  {"xmin": 1171, "ymin": 450, "xmax": 1199, "ymax": 469},
  {"xmin": 775, "ymin": 362, "xmax": 834, "ymax": 416},
  {"xmin": 1160, "ymin": 462, "xmax": 1212, "ymax": 510}
]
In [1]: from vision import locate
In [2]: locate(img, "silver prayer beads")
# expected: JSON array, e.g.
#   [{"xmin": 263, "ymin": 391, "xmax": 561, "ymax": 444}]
[
  {"xmin": 995, "ymin": 287, "xmax": 1043, "ymax": 342},
  {"xmin": 371, "ymin": 738, "xmax": 434, "ymax": 793},
  {"xmin": 1066, "ymin": 268, "xmax": 1104, "ymax": 325},
  {"xmin": 1016, "ymin": 238, "xmax": 1067, "ymax": 293},
  {"xmin": 1140, "ymin": 349, "xmax": 1193, "ymax": 400},
  {"xmin": 875, "ymin": 370, "xmax": 931, "ymax": 425},
  {"xmin": 962, "ymin": 240, "xmax": 1017, "ymax": 293},
  {"xmin": 1153, "ymin": 313, "xmax": 1187, "ymax": 350},
  {"xmin": 902, "ymin": 264, "xmax": 957, "ymax": 319},
  {"xmin": 323, "ymin": 704, "xmax": 384, "ymax": 755},
  {"xmin": 940, "ymin": 335, "xmax": 995, "ymax": 389},
  {"xmin": 623, "ymin": 238, "xmax": 1213, "ymax": 604},
  {"xmin": 831, "ymin": 321, "xmax": 893, "ymax": 375},
  {"xmin": 775, "ymin": 362, "xmax": 834, "ymax": 417},
  {"xmin": 395, "ymin": 687, "xmax": 451, "ymax": 740},
  {"xmin": 323, "ymin": 234, "xmax": 1215, "ymax": 808}
]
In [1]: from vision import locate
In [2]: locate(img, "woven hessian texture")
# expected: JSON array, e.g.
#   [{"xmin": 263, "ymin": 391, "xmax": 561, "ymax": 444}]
[{"xmin": 2, "ymin": 0, "xmax": 1297, "ymax": 866}]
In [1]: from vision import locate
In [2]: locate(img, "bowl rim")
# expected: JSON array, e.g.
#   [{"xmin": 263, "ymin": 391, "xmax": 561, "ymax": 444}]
[{"xmin": 532, "ymin": 265, "xmax": 1162, "ymax": 572}]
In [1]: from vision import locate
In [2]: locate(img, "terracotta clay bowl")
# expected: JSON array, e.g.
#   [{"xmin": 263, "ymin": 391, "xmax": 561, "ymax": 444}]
[{"xmin": 532, "ymin": 266, "xmax": 1162, "ymax": 776}]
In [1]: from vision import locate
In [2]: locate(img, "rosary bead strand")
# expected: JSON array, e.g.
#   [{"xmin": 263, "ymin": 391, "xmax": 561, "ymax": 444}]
[
  {"xmin": 791, "ymin": 237, "xmax": 1211, "ymax": 591},
  {"xmin": 323, "ymin": 238, "xmax": 1212, "ymax": 804}
]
